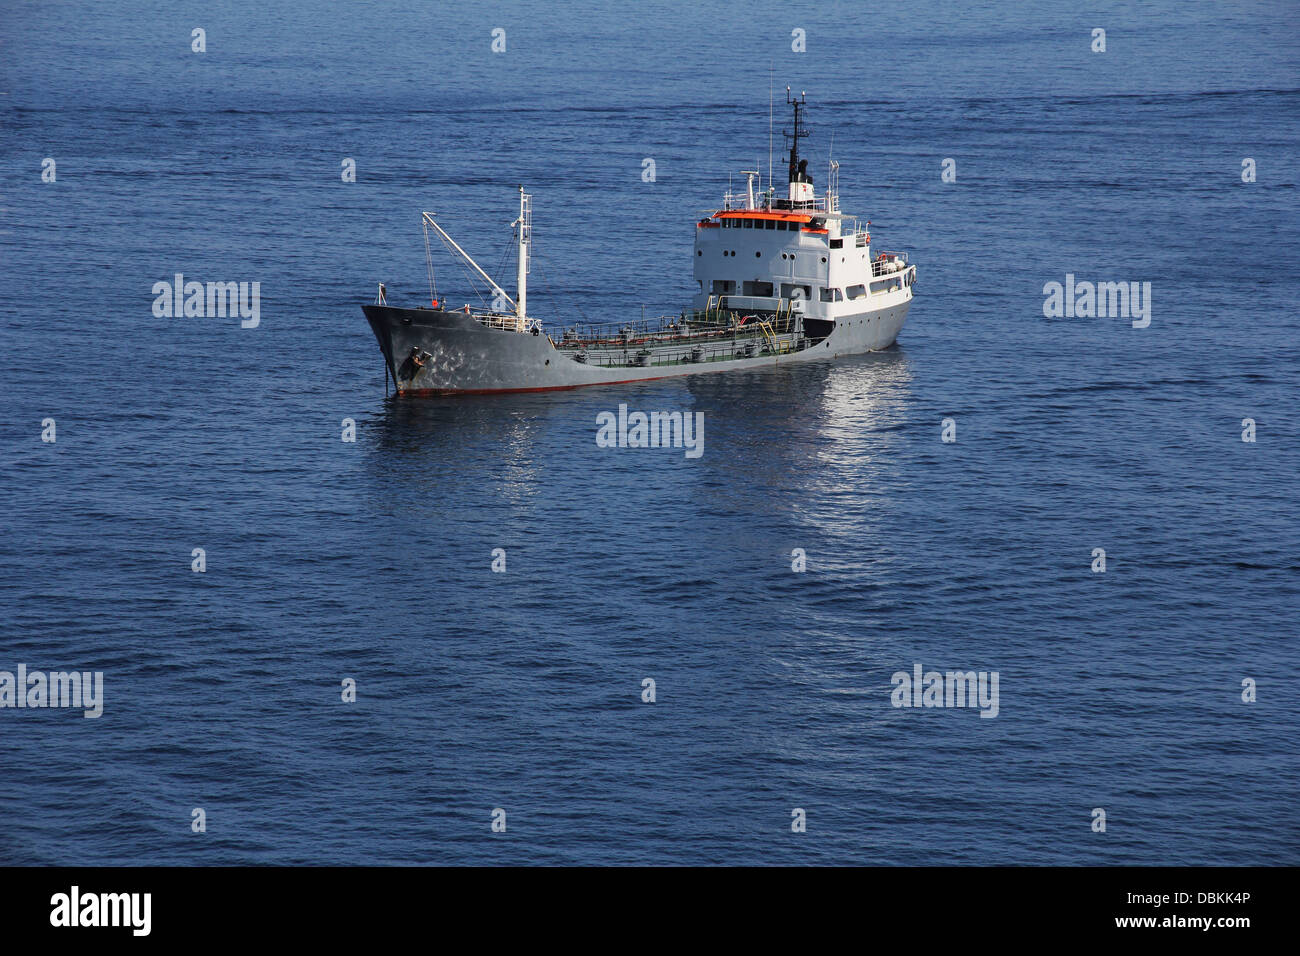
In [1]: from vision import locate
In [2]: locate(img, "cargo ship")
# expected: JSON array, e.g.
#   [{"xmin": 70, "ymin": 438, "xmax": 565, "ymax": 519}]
[{"xmin": 362, "ymin": 90, "xmax": 915, "ymax": 395}]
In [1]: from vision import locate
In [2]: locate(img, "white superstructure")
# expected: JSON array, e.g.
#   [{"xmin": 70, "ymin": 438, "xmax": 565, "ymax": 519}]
[{"xmin": 692, "ymin": 89, "xmax": 915, "ymax": 334}]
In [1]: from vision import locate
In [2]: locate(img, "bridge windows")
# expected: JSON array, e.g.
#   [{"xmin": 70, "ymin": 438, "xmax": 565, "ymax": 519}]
[
  {"xmin": 718, "ymin": 217, "xmax": 806, "ymax": 230},
  {"xmin": 743, "ymin": 281, "xmax": 774, "ymax": 297}
]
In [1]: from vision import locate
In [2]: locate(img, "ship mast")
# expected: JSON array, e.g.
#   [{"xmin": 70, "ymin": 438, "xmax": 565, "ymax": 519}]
[
  {"xmin": 785, "ymin": 87, "xmax": 809, "ymax": 185},
  {"xmin": 513, "ymin": 185, "xmax": 531, "ymax": 320},
  {"xmin": 781, "ymin": 88, "xmax": 814, "ymax": 208}
]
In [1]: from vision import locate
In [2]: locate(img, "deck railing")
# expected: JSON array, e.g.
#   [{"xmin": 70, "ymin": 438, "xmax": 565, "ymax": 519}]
[
  {"xmin": 559, "ymin": 313, "xmax": 807, "ymax": 368},
  {"xmin": 720, "ymin": 193, "xmax": 832, "ymax": 213},
  {"xmin": 556, "ymin": 309, "xmax": 798, "ymax": 349},
  {"xmin": 469, "ymin": 311, "xmax": 544, "ymax": 334},
  {"xmin": 567, "ymin": 329, "xmax": 807, "ymax": 369},
  {"xmin": 870, "ymin": 253, "xmax": 910, "ymax": 277}
]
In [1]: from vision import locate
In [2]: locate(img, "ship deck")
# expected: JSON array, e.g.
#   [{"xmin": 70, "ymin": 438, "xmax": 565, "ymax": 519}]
[{"xmin": 554, "ymin": 310, "xmax": 812, "ymax": 368}]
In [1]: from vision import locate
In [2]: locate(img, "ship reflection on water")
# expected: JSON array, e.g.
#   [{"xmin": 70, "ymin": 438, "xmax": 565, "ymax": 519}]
[
  {"xmin": 683, "ymin": 346, "xmax": 913, "ymax": 482},
  {"xmin": 371, "ymin": 393, "xmax": 560, "ymax": 512},
  {"xmin": 677, "ymin": 347, "xmax": 914, "ymax": 558},
  {"xmin": 367, "ymin": 347, "xmax": 913, "ymax": 535}
]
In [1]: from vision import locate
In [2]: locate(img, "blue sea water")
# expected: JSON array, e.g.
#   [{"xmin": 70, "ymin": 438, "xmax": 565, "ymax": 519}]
[{"xmin": 1, "ymin": 0, "xmax": 1298, "ymax": 865}]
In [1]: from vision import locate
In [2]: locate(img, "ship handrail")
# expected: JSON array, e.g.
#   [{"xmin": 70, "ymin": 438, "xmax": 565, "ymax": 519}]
[
  {"xmin": 557, "ymin": 312, "xmax": 800, "ymax": 349},
  {"xmin": 721, "ymin": 193, "xmax": 833, "ymax": 213},
  {"xmin": 557, "ymin": 301, "xmax": 802, "ymax": 336},
  {"xmin": 870, "ymin": 253, "xmax": 911, "ymax": 277},
  {"xmin": 469, "ymin": 311, "xmax": 543, "ymax": 334},
  {"xmin": 564, "ymin": 327, "xmax": 807, "ymax": 368}
]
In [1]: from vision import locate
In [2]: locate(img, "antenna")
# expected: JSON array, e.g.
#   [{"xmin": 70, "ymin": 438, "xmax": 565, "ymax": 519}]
[
  {"xmin": 767, "ymin": 63, "xmax": 774, "ymax": 197},
  {"xmin": 828, "ymin": 131, "xmax": 836, "ymax": 209}
]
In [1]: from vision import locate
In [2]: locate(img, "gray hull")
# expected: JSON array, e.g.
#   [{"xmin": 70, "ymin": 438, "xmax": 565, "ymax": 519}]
[{"xmin": 362, "ymin": 301, "xmax": 910, "ymax": 395}]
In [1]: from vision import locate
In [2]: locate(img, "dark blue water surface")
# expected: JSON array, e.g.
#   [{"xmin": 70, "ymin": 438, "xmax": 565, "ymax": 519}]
[{"xmin": 2, "ymin": 1, "xmax": 1298, "ymax": 865}]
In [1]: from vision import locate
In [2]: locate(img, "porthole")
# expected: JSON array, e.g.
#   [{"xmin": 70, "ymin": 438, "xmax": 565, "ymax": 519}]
[
  {"xmin": 697, "ymin": 250, "xmax": 702, "ymax": 256},
  {"xmin": 755, "ymin": 251, "xmax": 761, "ymax": 257}
]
